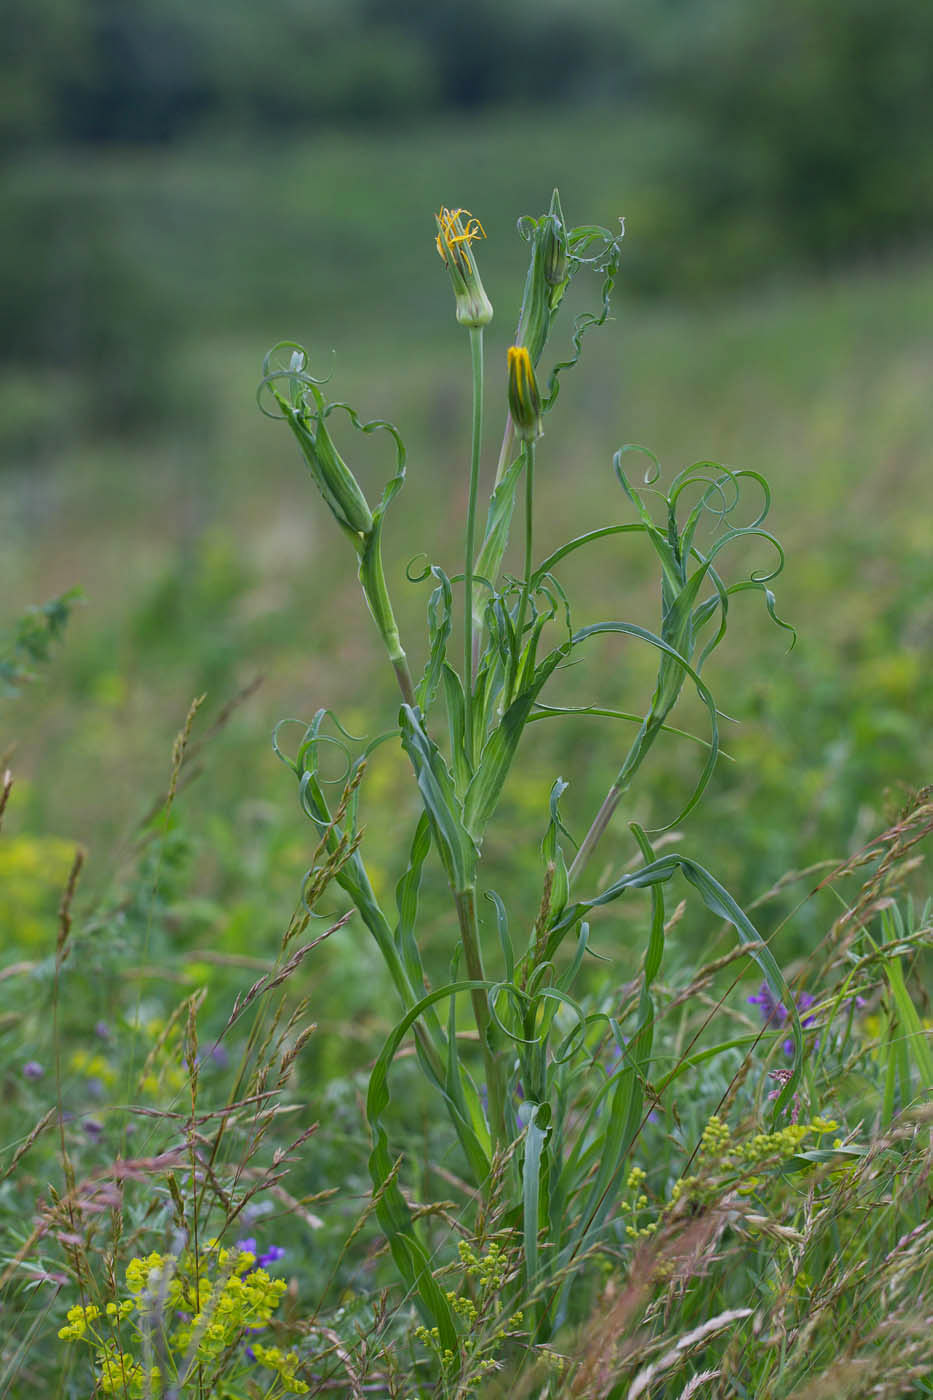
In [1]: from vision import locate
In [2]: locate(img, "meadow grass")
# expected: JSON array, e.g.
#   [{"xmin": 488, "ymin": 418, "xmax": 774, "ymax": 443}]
[{"xmin": 1, "ymin": 143, "xmax": 932, "ymax": 1395}]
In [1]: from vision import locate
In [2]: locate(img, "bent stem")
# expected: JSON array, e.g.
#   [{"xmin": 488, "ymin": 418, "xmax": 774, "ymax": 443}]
[
  {"xmin": 464, "ymin": 326, "xmax": 485, "ymax": 763},
  {"xmin": 455, "ymin": 886, "xmax": 507, "ymax": 1149}
]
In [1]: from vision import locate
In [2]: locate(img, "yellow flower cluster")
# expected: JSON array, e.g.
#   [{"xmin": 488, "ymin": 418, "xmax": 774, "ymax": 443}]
[
  {"xmin": 457, "ymin": 1238, "xmax": 508, "ymax": 1291},
  {"xmin": 699, "ymin": 1114, "xmax": 731, "ymax": 1156},
  {"xmin": 414, "ymin": 1323, "xmax": 456, "ymax": 1369},
  {"xmin": 414, "ymin": 1239, "xmax": 524, "ymax": 1389},
  {"xmin": 171, "ymin": 1258, "xmax": 286, "ymax": 1357},
  {"xmin": 252, "ymin": 1343, "xmax": 310, "ymax": 1394},
  {"xmin": 58, "ymin": 1241, "xmax": 297, "ymax": 1395},
  {"xmin": 447, "ymin": 1289, "xmax": 479, "ymax": 1324},
  {"xmin": 96, "ymin": 1342, "xmax": 155, "ymax": 1398},
  {"xmin": 622, "ymin": 1164, "xmax": 657, "ymax": 1240},
  {"xmin": 667, "ymin": 1114, "xmax": 842, "ymax": 1209},
  {"xmin": 57, "ymin": 1303, "xmax": 101, "ymax": 1341},
  {"xmin": 619, "ymin": 1115, "xmax": 847, "ymax": 1239},
  {"xmin": 124, "ymin": 1251, "xmax": 189, "ymax": 1312}
]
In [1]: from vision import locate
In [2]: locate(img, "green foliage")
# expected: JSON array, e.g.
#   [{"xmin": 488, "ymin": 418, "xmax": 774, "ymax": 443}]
[
  {"xmin": 254, "ymin": 190, "xmax": 829, "ymax": 1367},
  {"xmin": 57, "ymin": 1243, "xmax": 304, "ymax": 1396},
  {"xmin": 1, "ymin": 175, "xmax": 932, "ymax": 1399},
  {"xmin": 0, "ymin": 589, "xmax": 81, "ymax": 699}
]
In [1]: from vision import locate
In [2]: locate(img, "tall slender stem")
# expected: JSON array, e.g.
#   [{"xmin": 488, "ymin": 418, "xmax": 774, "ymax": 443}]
[
  {"xmin": 455, "ymin": 886, "xmax": 506, "ymax": 1148},
  {"xmin": 568, "ymin": 781, "xmax": 623, "ymax": 886},
  {"xmin": 464, "ymin": 327, "xmax": 485, "ymax": 766},
  {"xmin": 510, "ymin": 440, "xmax": 535, "ymax": 697},
  {"xmin": 357, "ymin": 525, "xmax": 416, "ymax": 708},
  {"xmin": 471, "ymin": 413, "xmax": 516, "ymax": 679},
  {"xmin": 569, "ymin": 719, "xmax": 664, "ymax": 885}
]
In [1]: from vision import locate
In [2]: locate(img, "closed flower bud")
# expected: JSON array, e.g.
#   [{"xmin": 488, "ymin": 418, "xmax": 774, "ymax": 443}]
[
  {"xmin": 435, "ymin": 206, "xmax": 494, "ymax": 329},
  {"xmin": 515, "ymin": 188, "xmax": 569, "ymax": 364},
  {"xmin": 282, "ymin": 405, "xmax": 374, "ymax": 540},
  {"xmin": 507, "ymin": 345, "xmax": 542, "ymax": 441},
  {"xmin": 541, "ymin": 189, "xmax": 568, "ymax": 288}
]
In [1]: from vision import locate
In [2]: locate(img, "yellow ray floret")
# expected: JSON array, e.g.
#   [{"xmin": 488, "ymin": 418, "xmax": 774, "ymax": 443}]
[{"xmin": 435, "ymin": 207, "xmax": 487, "ymax": 273}]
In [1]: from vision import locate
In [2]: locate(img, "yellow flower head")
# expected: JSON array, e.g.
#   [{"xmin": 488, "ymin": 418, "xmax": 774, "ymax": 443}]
[
  {"xmin": 506, "ymin": 346, "xmax": 542, "ymax": 441},
  {"xmin": 434, "ymin": 206, "xmax": 493, "ymax": 328},
  {"xmin": 435, "ymin": 207, "xmax": 485, "ymax": 272}
]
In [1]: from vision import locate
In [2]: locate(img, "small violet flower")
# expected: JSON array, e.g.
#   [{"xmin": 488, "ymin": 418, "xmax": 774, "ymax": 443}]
[
  {"xmin": 748, "ymin": 983, "xmax": 787, "ymax": 1028},
  {"xmin": 749, "ymin": 982, "xmax": 863, "ymax": 1057},
  {"xmin": 22, "ymin": 1061, "xmax": 44, "ymax": 1080},
  {"xmin": 235, "ymin": 1238, "xmax": 285, "ymax": 1272}
]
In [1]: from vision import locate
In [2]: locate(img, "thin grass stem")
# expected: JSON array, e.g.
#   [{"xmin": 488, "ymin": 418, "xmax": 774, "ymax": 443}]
[{"xmin": 463, "ymin": 327, "xmax": 484, "ymax": 765}]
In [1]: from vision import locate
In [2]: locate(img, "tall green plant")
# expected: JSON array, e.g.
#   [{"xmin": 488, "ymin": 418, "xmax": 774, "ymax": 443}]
[{"xmin": 257, "ymin": 192, "xmax": 800, "ymax": 1355}]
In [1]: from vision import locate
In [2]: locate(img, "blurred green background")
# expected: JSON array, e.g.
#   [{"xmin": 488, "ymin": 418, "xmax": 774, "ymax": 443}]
[{"xmin": 2, "ymin": 0, "xmax": 932, "ymax": 999}]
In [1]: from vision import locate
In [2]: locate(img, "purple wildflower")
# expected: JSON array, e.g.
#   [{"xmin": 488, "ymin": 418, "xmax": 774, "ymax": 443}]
[
  {"xmin": 748, "ymin": 984, "xmax": 787, "ymax": 1027},
  {"xmin": 235, "ymin": 1238, "xmax": 285, "ymax": 1273},
  {"xmin": 751, "ymin": 983, "xmax": 864, "ymax": 1058},
  {"xmin": 783, "ymin": 990, "xmax": 819, "ymax": 1055},
  {"xmin": 94, "ymin": 1021, "xmax": 111, "ymax": 1040},
  {"xmin": 22, "ymin": 1061, "xmax": 44, "ymax": 1080},
  {"xmin": 83, "ymin": 1118, "xmax": 103, "ymax": 1139}
]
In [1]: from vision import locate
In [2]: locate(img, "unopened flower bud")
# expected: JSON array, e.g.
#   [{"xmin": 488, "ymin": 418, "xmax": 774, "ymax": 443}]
[
  {"xmin": 541, "ymin": 189, "xmax": 568, "ymax": 288},
  {"xmin": 515, "ymin": 189, "xmax": 569, "ymax": 363},
  {"xmin": 283, "ymin": 405, "xmax": 373, "ymax": 540},
  {"xmin": 506, "ymin": 345, "xmax": 542, "ymax": 441},
  {"xmin": 435, "ymin": 206, "xmax": 494, "ymax": 329}
]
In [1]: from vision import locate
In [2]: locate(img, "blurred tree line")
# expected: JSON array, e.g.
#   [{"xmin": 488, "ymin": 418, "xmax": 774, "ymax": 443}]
[
  {"xmin": 2, "ymin": 0, "xmax": 931, "ymax": 428},
  {"xmin": 6, "ymin": 0, "xmax": 931, "ymax": 262}
]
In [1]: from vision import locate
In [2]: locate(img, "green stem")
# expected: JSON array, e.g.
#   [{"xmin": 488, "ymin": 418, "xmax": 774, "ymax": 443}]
[
  {"xmin": 391, "ymin": 656, "xmax": 416, "ymax": 708},
  {"xmin": 357, "ymin": 522, "xmax": 416, "ymax": 707},
  {"xmin": 494, "ymin": 414, "xmax": 515, "ymax": 489},
  {"xmin": 510, "ymin": 439, "xmax": 535, "ymax": 700},
  {"xmin": 568, "ymin": 781, "xmax": 623, "ymax": 886},
  {"xmin": 569, "ymin": 718, "xmax": 665, "ymax": 885},
  {"xmin": 455, "ymin": 886, "xmax": 507, "ymax": 1148},
  {"xmin": 464, "ymin": 326, "xmax": 484, "ymax": 765}
]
